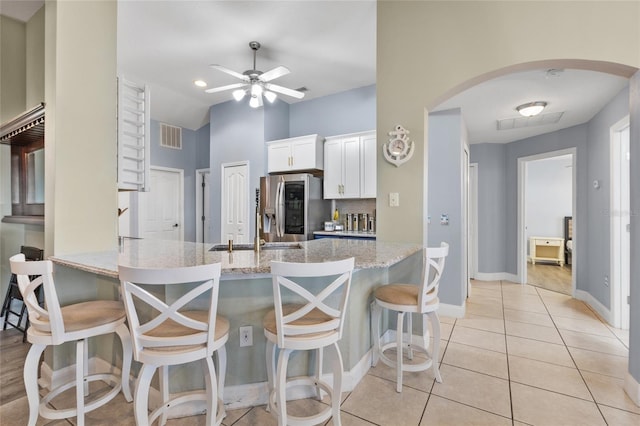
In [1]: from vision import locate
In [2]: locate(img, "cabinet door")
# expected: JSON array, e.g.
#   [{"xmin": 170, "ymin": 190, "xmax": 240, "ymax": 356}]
[
  {"xmin": 360, "ymin": 133, "xmax": 376, "ymax": 198},
  {"xmin": 342, "ymin": 137, "xmax": 361, "ymax": 198},
  {"xmin": 323, "ymin": 139, "xmax": 343, "ymax": 199},
  {"xmin": 267, "ymin": 142, "xmax": 292, "ymax": 173},
  {"xmin": 291, "ymin": 139, "xmax": 317, "ymax": 170}
]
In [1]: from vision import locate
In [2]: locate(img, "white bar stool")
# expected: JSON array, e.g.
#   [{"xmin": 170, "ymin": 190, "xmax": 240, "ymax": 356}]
[
  {"xmin": 263, "ymin": 257, "xmax": 354, "ymax": 426},
  {"xmin": 119, "ymin": 262, "xmax": 229, "ymax": 426},
  {"xmin": 371, "ymin": 242, "xmax": 449, "ymax": 392},
  {"xmin": 9, "ymin": 253, "xmax": 133, "ymax": 426}
]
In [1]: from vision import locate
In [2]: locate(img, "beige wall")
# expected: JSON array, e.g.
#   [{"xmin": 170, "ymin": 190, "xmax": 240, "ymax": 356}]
[
  {"xmin": 376, "ymin": 0, "xmax": 640, "ymax": 243},
  {"xmin": 1, "ymin": 15, "xmax": 26, "ymax": 122},
  {"xmin": 26, "ymin": 6, "xmax": 45, "ymax": 108},
  {"xmin": 44, "ymin": 0, "xmax": 118, "ymax": 255}
]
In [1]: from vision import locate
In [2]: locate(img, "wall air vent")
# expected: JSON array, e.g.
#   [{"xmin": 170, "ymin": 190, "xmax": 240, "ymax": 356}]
[
  {"xmin": 497, "ymin": 111, "xmax": 564, "ymax": 131},
  {"xmin": 160, "ymin": 123, "xmax": 182, "ymax": 149}
]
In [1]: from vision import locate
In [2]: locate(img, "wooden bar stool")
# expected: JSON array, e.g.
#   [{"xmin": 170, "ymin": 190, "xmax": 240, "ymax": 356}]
[
  {"xmin": 371, "ymin": 243, "xmax": 448, "ymax": 392},
  {"xmin": 119, "ymin": 262, "xmax": 229, "ymax": 426},
  {"xmin": 263, "ymin": 257, "xmax": 354, "ymax": 426},
  {"xmin": 9, "ymin": 254, "xmax": 133, "ymax": 426},
  {"xmin": 2, "ymin": 246, "xmax": 44, "ymax": 342}
]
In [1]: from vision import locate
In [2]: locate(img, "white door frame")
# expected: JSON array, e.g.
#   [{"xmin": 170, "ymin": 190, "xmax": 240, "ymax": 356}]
[
  {"xmin": 196, "ymin": 168, "xmax": 210, "ymax": 244},
  {"xmin": 220, "ymin": 161, "xmax": 250, "ymax": 244},
  {"xmin": 610, "ymin": 115, "xmax": 631, "ymax": 329},
  {"xmin": 462, "ymin": 145, "xmax": 470, "ymax": 299},
  {"xmin": 138, "ymin": 166, "xmax": 184, "ymax": 241},
  {"xmin": 469, "ymin": 162, "xmax": 478, "ymax": 281},
  {"xmin": 517, "ymin": 148, "xmax": 576, "ymax": 295}
]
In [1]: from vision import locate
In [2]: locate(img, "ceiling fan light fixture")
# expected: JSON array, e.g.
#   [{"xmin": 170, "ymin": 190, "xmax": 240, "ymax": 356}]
[
  {"xmin": 249, "ymin": 95, "xmax": 260, "ymax": 108},
  {"xmin": 516, "ymin": 101, "xmax": 547, "ymax": 117},
  {"xmin": 251, "ymin": 83, "xmax": 263, "ymax": 97},
  {"xmin": 232, "ymin": 89, "xmax": 246, "ymax": 101},
  {"xmin": 264, "ymin": 90, "xmax": 277, "ymax": 103}
]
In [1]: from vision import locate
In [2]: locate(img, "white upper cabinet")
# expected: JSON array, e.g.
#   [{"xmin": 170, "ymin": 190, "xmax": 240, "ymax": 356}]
[
  {"xmin": 323, "ymin": 131, "xmax": 376, "ymax": 199},
  {"xmin": 360, "ymin": 132, "xmax": 377, "ymax": 198},
  {"xmin": 267, "ymin": 134, "xmax": 323, "ymax": 173}
]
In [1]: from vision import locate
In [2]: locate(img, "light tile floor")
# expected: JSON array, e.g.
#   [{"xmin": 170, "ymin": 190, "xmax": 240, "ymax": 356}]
[{"xmin": 1, "ymin": 280, "xmax": 638, "ymax": 425}]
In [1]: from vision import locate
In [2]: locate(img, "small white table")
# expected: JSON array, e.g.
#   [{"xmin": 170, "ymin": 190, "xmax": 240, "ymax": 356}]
[{"xmin": 529, "ymin": 237, "xmax": 564, "ymax": 266}]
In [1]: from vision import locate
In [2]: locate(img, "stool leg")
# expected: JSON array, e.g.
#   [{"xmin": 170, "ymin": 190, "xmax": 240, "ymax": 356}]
[
  {"xmin": 396, "ymin": 312, "xmax": 404, "ymax": 393},
  {"xmin": 265, "ymin": 340, "xmax": 276, "ymax": 412},
  {"xmin": 214, "ymin": 346, "xmax": 227, "ymax": 419},
  {"xmin": 24, "ymin": 343, "xmax": 46, "ymax": 426},
  {"xmin": 115, "ymin": 323, "xmax": 133, "ymax": 402},
  {"xmin": 407, "ymin": 313, "xmax": 413, "ymax": 360},
  {"xmin": 135, "ymin": 364, "xmax": 156, "ymax": 426},
  {"xmin": 314, "ymin": 347, "xmax": 323, "ymax": 400},
  {"xmin": 276, "ymin": 348, "xmax": 292, "ymax": 426},
  {"xmin": 76, "ymin": 339, "xmax": 86, "ymax": 426},
  {"xmin": 371, "ymin": 302, "xmax": 381, "ymax": 367},
  {"xmin": 203, "ymin": 356, "xmax": 218, "ymax": 426},
  {"xmin": 422, "ymin": 313, "xmax": 432, "ymax": 359},
  {"xmin": 159, "ymin": 365, "xmax": 169, "ymax": 425},
  {"xmin": 427, "ymin": 311, "xmax": 443, "ymax": 383},
  {"xmin": 329, "ymin": 342, "xmax": 344, "ymax": 426}
]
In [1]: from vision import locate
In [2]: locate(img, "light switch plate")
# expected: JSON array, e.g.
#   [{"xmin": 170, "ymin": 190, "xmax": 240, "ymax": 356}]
[{"xmin": 389, "ymin": 192, "xmax": 399, "ymax": 207}]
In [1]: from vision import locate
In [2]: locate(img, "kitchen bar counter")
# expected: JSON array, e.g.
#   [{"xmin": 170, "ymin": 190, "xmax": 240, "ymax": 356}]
[
  {"xmin": 313, "ymin": 230, "xmax": 376, "ymax": 239},
  {"xmin": 51, "ymin": 237, "xmax": 414, "ymax": 278},
  {"xmin": 47, "ymin": 238, "xmax": 422, "ymax": 411}
]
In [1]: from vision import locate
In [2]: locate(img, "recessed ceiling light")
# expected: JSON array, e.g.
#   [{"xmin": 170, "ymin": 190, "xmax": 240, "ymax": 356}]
[
  {"xmin": 193, "ymin": 80, "xmax": 207, "ymax": 88},
  {"xmin": 516, "ymin": 101, "xmax": 547, "ymax": 117}
]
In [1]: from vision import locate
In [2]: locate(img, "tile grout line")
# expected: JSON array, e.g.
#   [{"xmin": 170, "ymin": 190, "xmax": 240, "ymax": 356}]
[
  {"xmin": 498, "ymin": 280, "xmax": 516, "ymax": 426},
  {"xmin": 533, "ymin": 285, "xmax": 610, "ymax": 425}
]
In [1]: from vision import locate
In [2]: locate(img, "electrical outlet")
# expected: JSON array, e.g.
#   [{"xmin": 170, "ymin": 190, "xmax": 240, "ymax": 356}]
[
  {"xmin": 604, "ymin": 275, "xmax": 609, "ymax": 288},
  {"xmin": 389, "ymin": 192, "xmax": 399, "ymax": 207},
  {"xmin": 239, "ymin": 326, "xmax": 253, "ymax": 347}
]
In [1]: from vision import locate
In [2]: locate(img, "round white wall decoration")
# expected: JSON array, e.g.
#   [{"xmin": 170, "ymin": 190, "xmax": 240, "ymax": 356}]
[{"xmin": 383, "ymin": 124, "xmax": 415, "ymax": 167}]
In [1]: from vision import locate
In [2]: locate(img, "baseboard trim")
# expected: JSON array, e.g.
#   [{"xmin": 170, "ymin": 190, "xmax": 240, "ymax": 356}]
[
  {"xmin": 474, "ymin": 272, "xmax": 519, "ymax": 283},
  {"xmin": 575, "ymin": 289, "xmax": 612, "ymax": 324},
  {"xmin": 624, "ymin": 372, "xmax": 640, "ymax": 407},
  {"xmin": 439, "ymin": 302, "xmax": 465, "ymax": 318}
]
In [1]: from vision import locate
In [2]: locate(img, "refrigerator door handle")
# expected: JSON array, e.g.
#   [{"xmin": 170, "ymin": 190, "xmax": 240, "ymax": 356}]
[{"xmin": 276, "ymin": 179, "xmax": 285, "ymax": 238}]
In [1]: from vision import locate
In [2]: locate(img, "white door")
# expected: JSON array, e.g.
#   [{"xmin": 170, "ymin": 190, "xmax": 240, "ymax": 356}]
[
  {"xmin": 196, "ymin": 169, "xmax": 211, "ymax": 244},
  {"xmin": 139, "ymin": 167, "xmax": 183, "ymax": 240},
  {"xmin": 611, "ymin": 118, "xmax": 630, "ymax": 329},
  {"xmin": 221, "ymin": 162, "xmax": 249, "ymax": 244},
  {"xmin": 323, "ymin": 139, "xmax": 343, "ymax": 199}
]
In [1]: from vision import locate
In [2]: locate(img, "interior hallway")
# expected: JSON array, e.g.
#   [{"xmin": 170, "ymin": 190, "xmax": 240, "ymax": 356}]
[
  {"xmin": 0, "ymin": 280, "xmax": 637, "ymax": 425},
  {"xmin": 527, "ymin": 262, "xmax": 573, "ymax": 295}
]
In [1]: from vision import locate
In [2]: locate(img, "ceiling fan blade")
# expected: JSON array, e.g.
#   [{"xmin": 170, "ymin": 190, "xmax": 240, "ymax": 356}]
[
  {"xmin": 265, "ymin": 83, "xmax": 305, "ymax": 99},
  {"xmin": 209, "ymin": 64, "xmax": 250, "ymax": 81},
  {"xmin": 204, "ymin": 83, "xmax": 248, "ymax": 94},
  {"xmin": 259, "ymin": 66, "xmax": 290, "ymax": 82}
]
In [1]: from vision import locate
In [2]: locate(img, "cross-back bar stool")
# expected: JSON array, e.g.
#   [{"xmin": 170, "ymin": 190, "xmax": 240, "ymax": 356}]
[
  {"xmin": 9, "ymin": 253, "xmax": 133, "ymax": 426},
  {"xmin": 371, "ymin": 242, "xmax": 449, "ymax": 392},
  {"xmin": 263, "ymin": 257, "xmax": 354, "ymax": 426},
  {"xmin": 119, "ymin": 262, "xmax": 229, "ymax": 426},
  {"xmin": 2, "ymin": 246, "xmax": 44, "ymax": 342}
]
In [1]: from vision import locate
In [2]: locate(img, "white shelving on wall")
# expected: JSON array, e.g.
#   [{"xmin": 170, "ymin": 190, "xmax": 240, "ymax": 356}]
[{"xmin": 117, "ymin": 76, "xmax": 150, "ymax": 191}]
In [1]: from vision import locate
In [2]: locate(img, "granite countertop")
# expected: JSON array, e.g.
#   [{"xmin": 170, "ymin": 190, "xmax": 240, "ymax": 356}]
[
  {"xmin": 313, "ymin": 230, "xmax": 376, "ymax": 238},
  {"xmin": 50, "ymin": 238, "xmax": 421, "ymax": 279}
]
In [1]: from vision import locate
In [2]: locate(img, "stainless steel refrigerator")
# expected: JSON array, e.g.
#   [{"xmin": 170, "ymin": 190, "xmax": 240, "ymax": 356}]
[{"xmin": 259, "ymin": 173, "xmax": 329, "ymax": 242}]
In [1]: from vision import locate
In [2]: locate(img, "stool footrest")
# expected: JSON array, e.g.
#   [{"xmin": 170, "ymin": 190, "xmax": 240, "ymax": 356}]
[
  {"xmin": 268, "ymin": 376, "xmax": 335, "ymax": 426},
  {"xmin": 148, "ymin": 391, "xmax": 225, "ymax": 426},
  {"xmin": 378, "ymin": 341, "xmax": 434, "ymax": 373},
  {"xmin": 39, "ymin": 373, "xmax": 122, "ymax": 420}
]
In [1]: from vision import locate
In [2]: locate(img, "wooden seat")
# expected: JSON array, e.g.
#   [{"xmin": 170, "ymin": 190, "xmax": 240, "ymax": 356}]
[
  {"xmin": 371, "ymin": 243, "xmax": 449, "ymax": 392},
  {"xmin": 263, "ymin": 257, "xmax": 354, "ymax": 426},
  {"xmin": 9, "ymin": 253, "xmax": 133, "ymax": 426},
  {"xmin": 119, "ymin": 262, "xmax": 229, "ymax": 426}
]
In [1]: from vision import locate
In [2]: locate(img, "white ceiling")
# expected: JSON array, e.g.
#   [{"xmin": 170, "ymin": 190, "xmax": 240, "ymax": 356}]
[{"xmin": 2, "ymin": 1, "xmax": 630, "ymax": 142}]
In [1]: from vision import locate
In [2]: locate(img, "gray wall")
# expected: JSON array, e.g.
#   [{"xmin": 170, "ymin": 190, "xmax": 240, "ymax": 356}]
[
  {"xmin": 149, "ymin": 119, "xmax": 199, "ymax": 242},
  {"xmin": 428, "ymin": 109, "xmax": 464, "ymax": 306},
  {"xmin": 469, "ymin": 143, "xmax": 508, "ymax": 274},
  {"xmin": 289, "ymin": 84, "xmax": 376, "ymax": 137},
  {"xmin": 209, "ymin": 101, "xmax": 265, "ymax": 243},
  {"xmin": 195, "ymin": 123, "xmax": 210, "ymax": 170},
  {"xmin": 264, "ymin": 99, "xmax": 290, "ymax": 143},
  {"xmin": 629, "ymin": 70, "xmax": 639, "ymax": 386}
]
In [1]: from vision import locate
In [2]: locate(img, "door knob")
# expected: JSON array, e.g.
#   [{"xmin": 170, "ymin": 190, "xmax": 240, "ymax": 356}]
[{"xmin": 173, "ymin": 223, "xmax": 179, "ymax": 228}]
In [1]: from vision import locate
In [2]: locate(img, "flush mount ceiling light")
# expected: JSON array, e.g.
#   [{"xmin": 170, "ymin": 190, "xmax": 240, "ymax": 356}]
[
  {"xmin": 193, "ymin": 80, "xmax": 207, "ymax": 88},
  {"xmin": 205, "ymin": 41, "xmax": 305, "ymax": 109},
  {"xmin": 516, "ymin": 101, "xmax": 547, "ymax": 117}
]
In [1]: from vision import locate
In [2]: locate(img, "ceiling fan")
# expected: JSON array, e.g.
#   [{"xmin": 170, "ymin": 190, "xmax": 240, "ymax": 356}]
[{"xmin": 205, "ymin": 41, "xmax": 305, "ymax": 108}]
